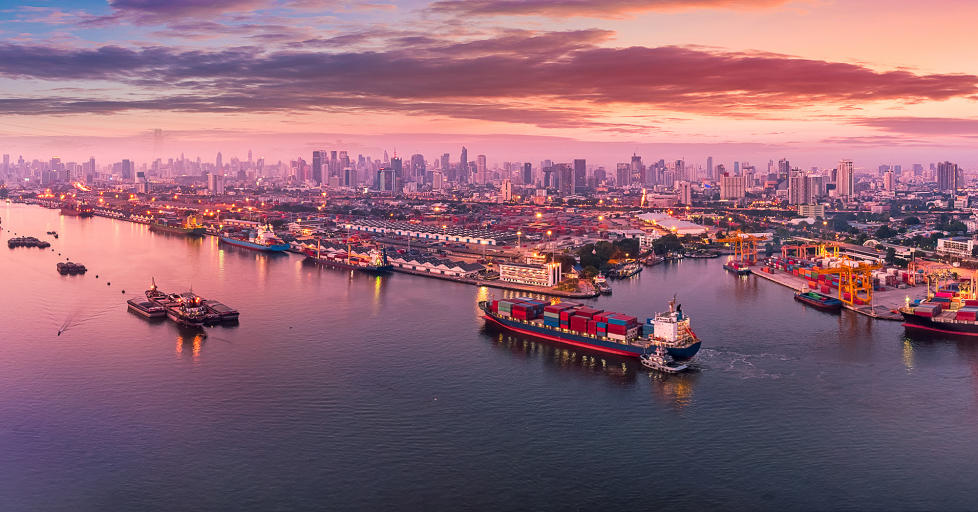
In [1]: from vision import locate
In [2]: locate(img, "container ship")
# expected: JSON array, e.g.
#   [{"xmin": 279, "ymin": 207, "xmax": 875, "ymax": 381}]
[
  {"xmin": 302, "ymin": 241, "xmax": 392, "ymax": 274},
  {"xmin": 900, "ymin": 288, "xmax": 978, "ymax": 336},
  {"xmin": 60, "ymin": 202, "xmax": 94, "ymax": 217},
  {"xmin": 794, "ymin": 290, "xmax": 843, "ymax": 312},
  {"xmin": 149, "ymin": 215, "xmax": 206, "ymax": 237},
  {"xmin": 479, "ymin": 297, "xmax": 701, "ymax": 359},
  {"xmin": 219, "ymin": 224, "xmax": 290, "ymax": 252}
]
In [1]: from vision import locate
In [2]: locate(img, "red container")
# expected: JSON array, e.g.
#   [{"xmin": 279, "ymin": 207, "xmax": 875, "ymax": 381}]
[
  {"xmin": 559, "ymin": 311, "xmax": 572, "ymax": 322},
  {"xmin": 587, "ymin": 320, "xmax": 597, "ymax": 335},
  {"xmin": 607, "ymin": 324, "xmax": 627, "ymax": 335},
  {"xmin": 966, "ymin": 300, "xmax": 978, "ymax": 307},
  {"xmin": 820, "ymin": 285, "xmax": 831, "ymax": 293},
  {"xmin": 957, "ymin": 311, "xmax": 977, "ymax": 321}
]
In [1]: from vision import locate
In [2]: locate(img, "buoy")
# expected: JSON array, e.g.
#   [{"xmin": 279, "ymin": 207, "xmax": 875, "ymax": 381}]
[
  {"xmin": 107, "ymin": 282, "xmax": 110, "ymax": 286},
  {"xmin": 121, "ymin": 290, "xmax": 125, "ymax": 294},
  {"xmin": 95, "ymin": 275, "xmax": 98, "ymax": 278}
]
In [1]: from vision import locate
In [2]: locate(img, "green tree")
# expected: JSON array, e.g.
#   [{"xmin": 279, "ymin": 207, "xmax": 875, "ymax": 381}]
[{"xmin": 874, "ymin": 225, "xmax": 898, "ymax": 239}]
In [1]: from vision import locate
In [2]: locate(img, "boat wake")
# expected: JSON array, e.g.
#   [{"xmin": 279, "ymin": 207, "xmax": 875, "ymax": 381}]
[
  {"xmin": 695, "ymin": 348, "xmax": 795, "ymax": 380},
  {"xmin": 57, "ymin": 303, "xmax": 118, "ymax": 336}
]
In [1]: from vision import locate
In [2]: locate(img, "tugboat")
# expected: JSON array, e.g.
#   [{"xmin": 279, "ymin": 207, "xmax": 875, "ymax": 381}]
[
  {"xmin": 165, "ymin": 293, "xmax": 209, "ymax": 327},
  {"xmin": 640, "ymin": 346, "xmax": 689, "ymax": 373},
  {"xmin": 219, "ymin": 224, "xmax": 290, "ymax": 252},
  {"xmin": 607, "ymin": 261, "xmax": 643, "ymax": 279}
]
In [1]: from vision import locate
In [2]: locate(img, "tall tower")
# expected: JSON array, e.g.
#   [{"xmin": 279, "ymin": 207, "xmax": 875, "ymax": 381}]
[
  {"xmin": 837, "ymin": 159, "xmax": 854, "ymax": 198},
  {"xmin": 573, "ymin": 159, "xmax": 586, "ymax": 194}
]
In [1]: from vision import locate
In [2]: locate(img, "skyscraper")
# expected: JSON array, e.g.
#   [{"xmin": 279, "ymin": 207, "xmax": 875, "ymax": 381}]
[
  {"xmin": 837, "ymin": 159, "xmax": 854, "ymax": 198},
  {"xmin": 216, "ymin": 152, "xmax": 223, "ymax": 171},
  {"xmin": 883, "ymin": 170, "xmax": 895, "ymax": 192},
  {"xmin": 573, "ymin": 159, "xmax": 586, "ymax": 194},
  {"xmin": 522, "ymin": 162, "xmax": 532, "ymax": 186},
  {"xmin": 937, "ymin": 161, "xmax": 959, "ymax": 193},
  {"xmin": 121, "ymin": 159, "xmax": 134, "ymax": 182},
  {"xmin": 411, "ymin": 154, "xmax": 425, "ymax": 181},
  {"xmin": 460, "ymin": 146, "xmax": 468, "ymax": 182},
  {"xmin": 476, "ymin": 154, "xmax": 487, "ymax": 184},
  {"xmin": 312, "ymin": 150, "xmax": 325, "ymax": 185},
  {"xmin": 706, "ymin": 156, "xmax": 713, "ymax": 179}
]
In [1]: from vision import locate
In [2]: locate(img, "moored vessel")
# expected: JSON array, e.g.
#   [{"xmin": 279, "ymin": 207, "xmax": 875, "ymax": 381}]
[
  {"xmin": 479, "ymin": 296, "xmax": 701, "ymax": 360},
  {"xmin": 594, "ymin": 273, "xmax": 612, "ymax": 295},
  {"xmin": 794, "ymin": 290, "xmax": 843, "ymax": 312},
  {"xmin": 900, "ymin": 298, "xmax": 978, "ymax": 337},
  {"xmin": 723, "ymin": 258, "xmax": 751, "ymax": 275},
  {"xmin": 60, "ymin": 202, "xmax": 93, "ymax": 217},
  {"xmin": 302, "ymin": 239, "xmax": 392, "ymax": 274},
  {"xmin": 149, "ymin": 215, "xmax": 206, "ymax": 237},
  {"xmin": 127, "ymin": 298, "xmax": 166, "ymax": 318},
  {"xmin": 219, "ymin": 224, "xmax": 289, "ymax": 252}
]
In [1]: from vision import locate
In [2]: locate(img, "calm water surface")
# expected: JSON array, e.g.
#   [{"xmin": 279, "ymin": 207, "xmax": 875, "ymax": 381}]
[{"xmin": 1, "ymin": 203, "xmax": 977, "ymax": 511}]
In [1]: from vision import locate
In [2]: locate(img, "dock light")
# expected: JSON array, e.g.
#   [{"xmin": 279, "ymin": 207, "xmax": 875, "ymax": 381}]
[
  {"xmin": 536, "ymin": 212, "xmax": 542, "ymax": 219},
  {"xmin": 727, "ymin": 217, "xmax": 732, "ymax": 222},
  {"xmin": 598, "ymin": 216, "xmax": 604, "ymax": 221}
]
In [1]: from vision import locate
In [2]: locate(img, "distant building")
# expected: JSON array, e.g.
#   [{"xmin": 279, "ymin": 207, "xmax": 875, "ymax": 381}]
[
  {"xmin": 937, "ymin": 161, "xmax": 959, "ymax": 194},
  {"xmin": 498, "ymin": 262, "xmax": 562, "ymax": 287},
  {"xmin": 797, "ymin": 204, "xmax": 826, "ymax": 218},
  {"xmin": 207, "ymin": 173, "xmax": 225, "ymax": 195},
  {"xmin": 522, "ymin": 162, "xmax": 532, "ymax": 186},
  {"xmin": 837, "ymin": 159, "xmax": 854, "ymax": 197},
  {"xmin": 574, "ymin": 159, "xmax": 587, "ymax": 194},
  {"xmin": 937, "ymin": 237, "xmax": 974, "ymax": 258},
  {"xmin": 720, "ymin": 174, "xmax": 746, "ymax": 200},
  {"xmin": 501, "ymin": 179, "xmax": 513, "ymax": 202}
]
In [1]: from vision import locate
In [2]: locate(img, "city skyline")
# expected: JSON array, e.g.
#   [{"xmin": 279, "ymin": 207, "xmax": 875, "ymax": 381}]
[{"xmin": 1, "ymin": 1, "xmax": 978, "ymax": 165}]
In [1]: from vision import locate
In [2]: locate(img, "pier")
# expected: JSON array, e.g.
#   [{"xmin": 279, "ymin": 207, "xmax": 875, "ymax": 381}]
[{"xmin": 749, "ymin": 267, "xmax": 926, "ymax": 321}]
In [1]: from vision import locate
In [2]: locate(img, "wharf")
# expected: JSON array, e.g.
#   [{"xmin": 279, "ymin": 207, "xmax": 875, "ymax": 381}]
[
  {"xmin": 749, "ymin": 267, "xmax": 925, "ymax": 321},
  {"xmin": 389, "ymin": 266, "xmax": 600, "ymax": 298}
]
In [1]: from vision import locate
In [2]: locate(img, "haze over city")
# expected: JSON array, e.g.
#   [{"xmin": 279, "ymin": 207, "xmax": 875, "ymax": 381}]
[
  {"xmin": 1, "ymin": 0, "xmax": 978, "ymax": 166},
  {"xmin": 6, "ymin": 2, "xmax": 978, "ymax": 511}
]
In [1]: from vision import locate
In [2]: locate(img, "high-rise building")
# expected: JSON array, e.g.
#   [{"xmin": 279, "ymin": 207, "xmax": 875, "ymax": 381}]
[
  {"xmin": 733, "ymin": 161, "xmax": 740, "ymax": 176},
  {"xmin": 501, "ymin": 179, "xmax": 513, "ymax": 202},
  {"xmin": 476, "ymin": 154, "xmax": 487, "ymax": 184},
  {"xmin": 216, "ymin": 152, "xmax": 223, "ymax": 171},
  {"xmin": 678, "ymin": 181, "xmax": 692, "ymax": 205},
  {"xmin": 883, "ymin": 170, "xmax": 895, "ymax": 192},
  {"xmin": 459, "ymin": 147, "xmax": 468, "ymax": 182},
  {"xmin": 121, "ymin": 159, "xmax": 134, "ymax": 182},
  {"xmin": 375, "ymin": 167, "xmax": 398, "ymax": 193},
  {"xmin": 522, "ymin": 162, "xmax": 532, "ymax": 186},
  {"xmin": 411, "ymin": 154, "xmax": 425, "ymax": 181},
  {"xmin": 720, "ymin": 174, "xmax": 746, "ymax": 200},
  {"xmin": 837, "ymin": 159, "xmax": 854, "ymax": 198},
  {"xmin": 440, "ymin": 153, "xmax": 450, "ymax": 172},
  {"xmin": 555, "ymin": 163, "xmax": 573, "ymax": 195},
  {"xmin": 616, "ymin": 163, "xmax": 630, "ymax": 187},
  {"xmin": 390, "ymin": 156, "xmax": 403, "ymax": 182},
  {"xmin": 573, "ymin": 159, "xmax": 586, "ymax": 193},
  {"xmin": 312, "ymin": 150, "xmax": 325, "ymax": 185},
  {"xmin": 207, "ymin": 173, "xmax": 225, "ymax": 195},
  {"xmin": 937, "ymin": 161, "xmax": 959, "ymax": 193},
  {"xmin": 706, "ymin": 156, "xmax": 713, "ymax": 179}
]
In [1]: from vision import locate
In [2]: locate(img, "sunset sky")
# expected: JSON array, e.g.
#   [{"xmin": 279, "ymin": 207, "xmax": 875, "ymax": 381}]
[{"xmin": 1, "ymin": 0, "xmax": 977, "ymax": 167}]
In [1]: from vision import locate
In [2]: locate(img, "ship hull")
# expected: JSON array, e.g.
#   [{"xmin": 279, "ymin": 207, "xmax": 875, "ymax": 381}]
[
  {"xmin": 901, "ymin": 311, "xmax": 978, "ymax": 336},
  {"xmin": 794, "ymin": 292, "xmax": 843, "ymax": 312},
  {"xmin": 483, "ymin": 312, "xmax": 700, "ymax": 360},
  {"xmin": 150, "ymin": 224, "xmax": 206, "ymax": 237},
  {"xmin": 219, "ymin": 236, "xmax": 290, "ymax": 252},
  {"xmin": 307, "ymin": 257, "xmax": 393, "ymax": 274}
]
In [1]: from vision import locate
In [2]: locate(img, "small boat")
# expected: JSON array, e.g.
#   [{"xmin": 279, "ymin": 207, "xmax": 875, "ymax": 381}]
[
  {"xmin": 640, "ymin": 347, "xmax": 689, "ymax": 373},
  {"xmin": 594, "ymin": 273, "xmax": 612, "ymax": 295},
  {"xmin": 127, "ymin": 298, "xmax": 166, "ymax": 318},
  {"xmin": 794, "ymin": 290, "xmax": 843, "ymax": 312},
  {"xmin": 56, "ymin": 261, "xmax": 87, "ymax": 275}
]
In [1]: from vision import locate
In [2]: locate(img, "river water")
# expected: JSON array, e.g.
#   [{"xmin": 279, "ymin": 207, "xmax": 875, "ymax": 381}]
[{"xmin": 1, "ymin": 203, "xmax": 976, "ymax": 511}]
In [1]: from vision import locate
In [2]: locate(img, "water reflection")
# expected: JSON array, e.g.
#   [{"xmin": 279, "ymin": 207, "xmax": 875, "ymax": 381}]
[
  {"xmin": 175, "ymin": 331, "xmax": 207, "ymax": 360},
  {"xmin": 482, "ymin": 326, "xmax": 637, "ymax": 385},
  {"xmin": 648, "ymin": 371, "xmax": 699, "ymax": 409}
]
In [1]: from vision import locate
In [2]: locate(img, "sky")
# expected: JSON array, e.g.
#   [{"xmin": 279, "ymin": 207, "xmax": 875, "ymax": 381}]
[{"xmin": 0, "ymin": 0, "xmax": 977, "ymax": 169}]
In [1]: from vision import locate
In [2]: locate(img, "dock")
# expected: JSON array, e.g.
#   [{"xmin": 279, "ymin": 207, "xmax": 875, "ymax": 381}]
[{"xmin": 749, "ymin": 267, "xmax": 925, "ymax": 321}]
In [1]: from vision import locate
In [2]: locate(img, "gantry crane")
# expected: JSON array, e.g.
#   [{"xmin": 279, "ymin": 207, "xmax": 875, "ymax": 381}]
[
  {"xmin": 816, "ymin": 256, "xmax": 883, "ymax": 306},
  {"xmin": 908, "ymin": 260, "xmax": 978, "ymax": 299},
  {"xmin": 781, "ymin": 241, "xmax": 840, "ymax": 260},
  {"xmin": 716, "ymin": 231, "xmax": 766, "ymax": 265}
]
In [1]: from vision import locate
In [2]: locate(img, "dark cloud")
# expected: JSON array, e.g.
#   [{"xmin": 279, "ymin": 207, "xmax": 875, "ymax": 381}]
[
  {"xmin": 428, "ymin": 0, "xmax": 791, "ymax": 18},
  {"xmin": 107, "ymin": 0, "xmax": 270, "ymax": 21},
  {"xmin": 849, "ymin": 117, "xmax": 978, "ymax": 135},
  {"xmin": 0, "ymin": 31, "xmax": 975, "ymax": 132}
]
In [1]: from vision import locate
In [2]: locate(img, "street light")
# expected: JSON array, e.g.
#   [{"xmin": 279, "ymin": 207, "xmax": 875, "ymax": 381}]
[
  {"xmin": 516, "ymin": 230, "xmax": 522, "ymax": 248},
  {"xmin": 536, "ymin": 212, "xmax": 543, "ymax": 219}
]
